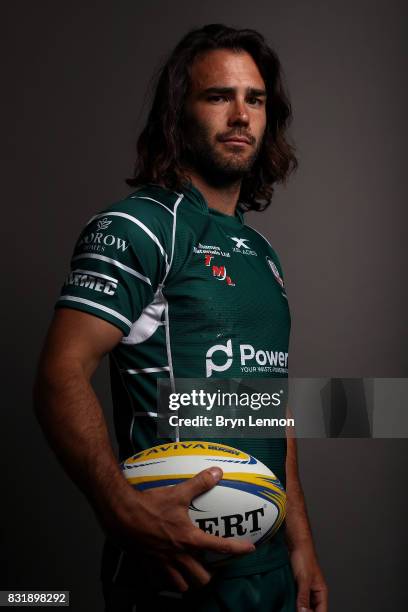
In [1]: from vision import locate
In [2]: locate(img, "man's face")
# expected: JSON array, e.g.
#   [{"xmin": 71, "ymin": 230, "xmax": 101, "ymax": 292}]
[{"xmin": 183, "ymin": 49, "xmax": 267, "ymax": 183}]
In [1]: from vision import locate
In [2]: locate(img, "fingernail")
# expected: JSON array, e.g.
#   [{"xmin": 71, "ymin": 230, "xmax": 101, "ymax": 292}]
[{"xmin": 209, "ymin": 467, "xmax": 222, "ymax": 481}]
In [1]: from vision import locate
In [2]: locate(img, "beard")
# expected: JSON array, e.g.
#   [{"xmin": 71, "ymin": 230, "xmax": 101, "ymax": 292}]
[{"xmin": 181, "ymin": 117, "xmax": 262, "ymax": 186}]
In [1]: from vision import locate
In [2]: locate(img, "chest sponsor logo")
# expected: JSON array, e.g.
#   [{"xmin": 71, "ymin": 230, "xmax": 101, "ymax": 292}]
[
  {"xmin": 266, "ymin": 256, "xmax": 284, "ymax": 288},
  {"xmin": 65, "ymin": 270, "xmax": 118, "ymax": 296},
  {"xmin": 229, "ymin": 236, "xmax": 257, "ymax": 256},
  {"xmin": 206, "ymin": 340, "xmax": 288, "ymax": 377},
  {"xmin": 78, "ymin": 218, "xmax": 129, "ymax": 254},
  {"xmin": 193, "ymin": 242, "xmax": 230, "ymax": 257},
  {"xmin": 204, "ymin": 255, "xmax": 235, "ymax": 286}
]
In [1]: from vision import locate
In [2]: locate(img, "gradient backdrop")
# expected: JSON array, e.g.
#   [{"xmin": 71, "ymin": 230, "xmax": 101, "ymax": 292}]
[{"xmin": 2, "ymin": 1, "xmax": 407, "ymax": 610}]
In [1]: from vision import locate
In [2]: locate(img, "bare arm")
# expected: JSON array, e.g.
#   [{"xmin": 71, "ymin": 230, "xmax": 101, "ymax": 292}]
[
  {"xmin": 285, "ymin": 436, "xmax": 328, "ymax": 611},
  {"xmin": 285, "ymin": 436, "xmax": 315, "ymax": 550},
  {"xmin": 34, "ymin": 308, "xmax": 254, "ymax": 591},
  {"xmin": 33, "ymin": 308, "xmax": 128, "ymax": 512}
]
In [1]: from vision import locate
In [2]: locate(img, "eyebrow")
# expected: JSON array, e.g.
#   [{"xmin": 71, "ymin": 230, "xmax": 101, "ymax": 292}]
[{"xmin": 202, "ymin": 86, "xmax": 267, "ymax": 97}]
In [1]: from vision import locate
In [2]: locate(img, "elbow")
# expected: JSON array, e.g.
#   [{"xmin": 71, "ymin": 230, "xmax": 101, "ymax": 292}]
[
  {"xmin": 32, "ymin": 355, "xmax": 82, "ymax": 419},
  {"xmin": 32, "ymin": 359, "xmax": 56, "ymax": 421}
]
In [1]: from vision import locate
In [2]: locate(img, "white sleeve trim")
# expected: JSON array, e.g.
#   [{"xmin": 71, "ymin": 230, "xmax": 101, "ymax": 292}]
[
  {"xmin": 72, "ymin": 253, "xmax": 152, "ymax": 285},
  {"xmin": 57, "ymin": 295, "xmax": 132, "ymax": 329}
]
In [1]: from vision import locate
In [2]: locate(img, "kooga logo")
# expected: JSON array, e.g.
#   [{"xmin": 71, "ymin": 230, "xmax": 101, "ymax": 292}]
[{"xmin": 206, "ymin": 340, "xmax": 288, "ymax": 377}]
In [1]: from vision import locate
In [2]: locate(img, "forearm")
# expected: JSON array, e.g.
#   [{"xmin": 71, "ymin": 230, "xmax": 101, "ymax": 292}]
[
  {"xmin": 33, "ymin": 362, "xmax": 130, "ymax": 514},
  {"xmin": 284, "ymin": 436, "xmax": 315, "ymax": 551},
  {"xmin": 285, "ymin": 436, "xmax": 328, "ymax": 609}
]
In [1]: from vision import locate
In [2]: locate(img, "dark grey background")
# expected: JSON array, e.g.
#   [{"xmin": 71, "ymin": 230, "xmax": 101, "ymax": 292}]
[{"xmin": 2, "ymin": 1, "xmax": 407, "ymax": 610}]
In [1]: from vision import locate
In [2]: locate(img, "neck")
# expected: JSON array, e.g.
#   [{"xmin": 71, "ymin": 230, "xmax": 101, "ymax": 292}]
[{"xmin": 186, "ymin": 168, "xmax": 241, "ymax": 216}]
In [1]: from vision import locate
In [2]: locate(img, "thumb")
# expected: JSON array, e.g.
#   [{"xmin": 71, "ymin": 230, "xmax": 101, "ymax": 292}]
[{"xmin": 175, "ymin": 467, "xmax": 223, "ymax": 504}]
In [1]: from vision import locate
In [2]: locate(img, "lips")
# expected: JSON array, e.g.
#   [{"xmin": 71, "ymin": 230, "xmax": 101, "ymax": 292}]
[
  {"xmin": 221, "ymin": 136, "xmax": 252, "ymax": 145},
  {"xmin": 219, "ymin": 133, "xmax": 253, "ymax": 145}
]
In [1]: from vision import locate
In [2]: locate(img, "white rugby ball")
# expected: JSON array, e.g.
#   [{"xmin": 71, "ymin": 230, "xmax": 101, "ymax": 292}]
[{"xmin": 121, "ymin": 441, "xmax": 286, "ymax": 558}]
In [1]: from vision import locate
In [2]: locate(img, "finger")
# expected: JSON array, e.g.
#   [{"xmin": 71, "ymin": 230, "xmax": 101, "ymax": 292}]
[
  {"xmin": 175, "ymin": 552, "xmax": 212, "ymax": 587},
  {"xmin": 311, "ymin": 587, "xmax": 328, "ymax": 612},
  {"xmin": 189, "ymin": 529, "xmax": 255, "ymax": 556},
  {"xmin": 162, "ymin": 562, "xmax": 189, "ymax": 592},
  {"xmin": 174, "ymin": 467, "xmax": 223, "ymax": 504},
  {"xmin": 296, "ymin": 578, "xmax": 311, "ymax": 611}
]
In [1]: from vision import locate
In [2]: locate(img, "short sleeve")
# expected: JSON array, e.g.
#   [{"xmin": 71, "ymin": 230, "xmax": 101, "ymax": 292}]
[{"xmin": 56, "ymin": 207, "xmax": 170, "ymax": 335}]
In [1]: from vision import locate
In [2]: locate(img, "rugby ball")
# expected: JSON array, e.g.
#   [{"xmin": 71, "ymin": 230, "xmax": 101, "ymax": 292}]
[{"xmin": 121, "ymin": 441, "xmax": 286, "ymax": 558}]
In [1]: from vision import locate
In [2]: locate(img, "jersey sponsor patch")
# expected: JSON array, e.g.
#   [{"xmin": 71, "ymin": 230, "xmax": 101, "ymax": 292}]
[
  {"xmin": 64, "ymin": 269, "xmax": 118, "ymax": 296},
  {"xmin": 206, "ymin": 339, "xmax": 288, "ymax": 377},
  {"xmin": 203, "ymin": 254, "xmax": 235, "ymax": 286},
  {"xmin": 77, "ymin": 218, "xmax": 129, "ymax": 254},
  {"xmin": 193, "ymin": 242, "xmax": 230, "ymax": 257}
]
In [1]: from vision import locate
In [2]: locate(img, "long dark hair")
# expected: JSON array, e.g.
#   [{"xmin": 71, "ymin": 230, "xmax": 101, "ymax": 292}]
[{"xmin": 127, "ymin": 24, "xmax": 298, "ymax": 211}]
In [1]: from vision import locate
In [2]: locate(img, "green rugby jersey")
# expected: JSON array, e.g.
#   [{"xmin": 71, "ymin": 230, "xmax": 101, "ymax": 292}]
[{"xmin": 56, "ymin": 183, "xmax": 291, "ymax": 579}]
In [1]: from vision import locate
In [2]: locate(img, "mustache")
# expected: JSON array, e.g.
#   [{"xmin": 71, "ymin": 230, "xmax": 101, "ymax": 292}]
[{"xmin": 217, "ymin": 131, "xmax": 256, "ymax": 145}]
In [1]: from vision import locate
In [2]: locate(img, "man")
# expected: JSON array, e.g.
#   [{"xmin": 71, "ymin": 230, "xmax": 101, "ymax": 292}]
[{"xmin": 34, "ymin": 24, "xmax": 328, "ymax": 611}]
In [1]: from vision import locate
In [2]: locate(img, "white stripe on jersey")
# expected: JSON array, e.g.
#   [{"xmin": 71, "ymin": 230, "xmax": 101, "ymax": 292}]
[
  {"xmin": 161, "ymin": 193, "xmax": 183, "ymax": 285},
  {"xmin": 160, "ymin": 193, "xmax": 184, "ymax": 443},
  {"xmin": 58, "ymin": 295, "xmax": 132, "ymax": 329},
  {"xmin": 112, "ymin": 551, "xmax": 124, "ymax": 583},
  {"xmin": 245, "ymin": 223, "xmax": 273, "ymax": 248},
  {"xmin": 131, "ymin": 196, "xmax": 175, "ymax": 216},
  {"xmin": 92, "ymin": 211, "xmax": 169, "ymax": 262},
  {"xmin": 124, "ymin": 367, "xmax": 170, "ymax": 374},
  {"xmin": 72, "ymin": 253, "xmax": 151, "ymax": 285}
]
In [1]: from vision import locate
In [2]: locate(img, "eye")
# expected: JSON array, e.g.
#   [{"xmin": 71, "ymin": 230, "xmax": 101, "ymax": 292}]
[
  {"xmin": 247, "ymin": 97, "xmax": 264, "ymax": 107},
  {"xmin": 207, "ymin": 95, "xmax": 229, "ymax": 103}
]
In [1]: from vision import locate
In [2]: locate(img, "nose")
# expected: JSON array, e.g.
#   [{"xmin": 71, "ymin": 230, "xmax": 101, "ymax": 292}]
[{"xmin": 227, "ymin": 98, "xmax": 249, "ymax": 127}]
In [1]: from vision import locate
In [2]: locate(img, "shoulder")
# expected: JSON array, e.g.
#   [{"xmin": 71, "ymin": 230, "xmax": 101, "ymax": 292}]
[
  {"xmin": 243, "ymin": 220, "xmax": 287, "ymax": 286},
  {"xmin": 78, "ymin": 185, "xmax": 184, "ymax": 257},
  {"xmin": 97, "ymin": 185, "xmax": 182, "ymax": 229},
  {"xmin": 243, "ymin": 222, "xmax": 283, "ymax": 266},
  {"xmin": 115, "ymin": 184, "xmax": 183, "ymax": 216}
]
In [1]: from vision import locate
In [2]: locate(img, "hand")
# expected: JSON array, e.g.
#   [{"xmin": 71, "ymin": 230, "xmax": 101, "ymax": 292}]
[
  {"xmin": 290, "ymin": 543, "xmax": 328, "ymax": 612},
  {"xmin": 95, "ymin": 467, "xmax": 255, "ymax": 592}
]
